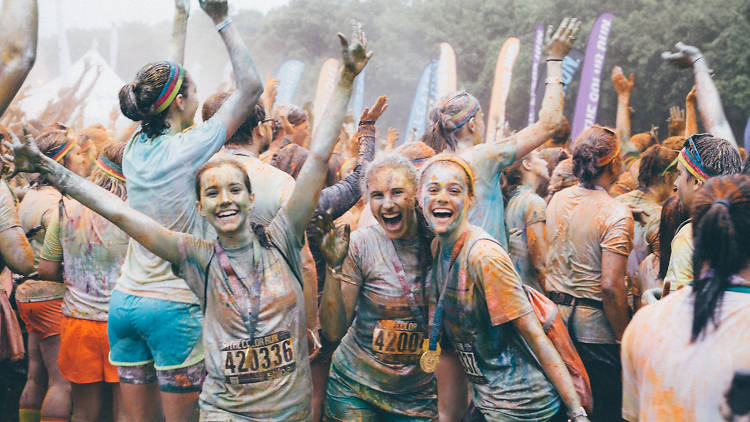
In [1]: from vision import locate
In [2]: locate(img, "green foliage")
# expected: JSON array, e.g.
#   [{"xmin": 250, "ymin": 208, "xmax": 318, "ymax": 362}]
[
  {"xmin": 243, "ymin": 0, "xmax": 750, "ymax": 139},
  {"xmin": 40, "ymin": 0, "xmax": 750, "ymax": 139}
]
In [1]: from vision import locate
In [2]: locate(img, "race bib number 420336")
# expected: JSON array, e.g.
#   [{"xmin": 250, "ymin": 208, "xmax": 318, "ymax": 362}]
[
  {"xmin": 222, "ymin": 331, "xmax": 295, "ymax": 385},
  {"xmin": 372, "ymin": 320, "xmax": 423, "ymax": 364}
]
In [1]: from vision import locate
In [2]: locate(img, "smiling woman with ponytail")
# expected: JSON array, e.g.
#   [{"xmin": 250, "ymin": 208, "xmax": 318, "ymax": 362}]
[{"xmin": 621, "ymin": 175, "xmax": 750, "ymax": 421}]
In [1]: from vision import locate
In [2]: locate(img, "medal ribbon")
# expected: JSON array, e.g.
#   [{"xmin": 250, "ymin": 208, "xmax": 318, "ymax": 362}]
[
  {"xmin": 380, "ymin": 226, "xmax": 428, "ymax": 334},
  {"xmin": 214, "ymin": 240, "xmax": 263, "ymax": 340},
  {"xmin": 428, "ymin": 231, "xmax": 468, "ymax": 352}
]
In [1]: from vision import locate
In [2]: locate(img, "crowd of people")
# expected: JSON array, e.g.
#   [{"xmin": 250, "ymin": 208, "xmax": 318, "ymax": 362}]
[{"xmin": 0, "ymin": 1, "xmax": 748, "ymax": 421}]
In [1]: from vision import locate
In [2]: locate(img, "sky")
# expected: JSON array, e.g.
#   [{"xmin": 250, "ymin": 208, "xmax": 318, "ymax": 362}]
[{"xmin": 37, "ymin": 0, "xmax": 289, "ymax": 38}]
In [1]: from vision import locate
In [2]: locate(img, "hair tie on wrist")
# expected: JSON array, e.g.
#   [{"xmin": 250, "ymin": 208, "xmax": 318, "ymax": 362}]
[
  {"xmin": 546, "ymin": 58, "xmax": 563, "ymax": 62},
  {"xmin": 216, "ymin": 17, "xmax": 232, "ymax": 32}
]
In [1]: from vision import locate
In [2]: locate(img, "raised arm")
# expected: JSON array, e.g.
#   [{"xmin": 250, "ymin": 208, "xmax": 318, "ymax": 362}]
[
  {"xmin": 611, "ymin": 66, "xmax": 638, "ymax": 155},
  {"xmin": 0, "ymin": 0, "xmax": 38, "ymax": 116},
  {"xmin": 313, "ymin": 212, "xmax": 357, "ymax": 342},
  {"xmin": 314, "ymin": 95, "xmax": 383, "ymax": 218},
  {"xmin": 284, "ymin": 26, "xmax": 371, "ymax": 240},
  {"xmin": 684, "ymin": 85, "xmax": 698, "ymax": 137},
  {"xmin": 509, "ymin": 18, "xmax": 580, "ymax": 162},
  {"xmin": 200, "ymin": 0, "xmax": 263, "ymax": 140},
  {"xmin": 662, "ymin": 42, "xmax": 736, "ymax": 145},
  {"xmin": 5, "ymin": 131, "xmax": 182, "ymax": 265},
  {"xmin": 169, "ymin": 0, "xmax": 190, "ymax": 64}
]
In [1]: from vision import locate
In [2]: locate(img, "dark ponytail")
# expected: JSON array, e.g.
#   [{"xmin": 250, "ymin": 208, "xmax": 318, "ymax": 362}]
[
  {"xmin": 690, "ymin": 175, "xmax": 750, "ymax": 342},
  {"xmin": 419, "ymin": 91, "xmax": 480, "ymax": 153},
  {"xmin": 572, "ymin": 125, "xmax": 619, "ymax": 189},
  {"xmin": 119, "ymin": 61, "xmax": 192, "ymax": 139}
]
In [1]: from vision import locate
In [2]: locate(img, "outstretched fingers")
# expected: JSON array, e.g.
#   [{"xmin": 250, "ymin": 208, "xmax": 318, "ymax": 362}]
[{"xmin": 552, "ymin": 17, "xmax": 570, "ymax": 41}]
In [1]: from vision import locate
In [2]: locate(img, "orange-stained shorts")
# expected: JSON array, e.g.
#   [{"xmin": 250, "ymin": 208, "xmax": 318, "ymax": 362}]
[
  {"xmin": 58, "ymin": 316, "xmax": 119, "ymax": 384},
  {"xmin": 16, "ymin": 298, "xmax": 63, "ymax": 339}
]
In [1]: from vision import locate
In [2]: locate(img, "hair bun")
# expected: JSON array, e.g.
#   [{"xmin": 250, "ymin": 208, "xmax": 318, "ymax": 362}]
[{"xmin": 118, "ymin": 81, "xmax": 146, "ymax": 122}]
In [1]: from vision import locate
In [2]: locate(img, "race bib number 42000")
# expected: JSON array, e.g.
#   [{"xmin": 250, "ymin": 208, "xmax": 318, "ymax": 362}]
[
  {"xmin": 222, "ymin": 331, "xmax": 295, "ymax": 385},
  {"xmin": 372, "ymin": 320, "xmax": 424, "ymax": 364}
]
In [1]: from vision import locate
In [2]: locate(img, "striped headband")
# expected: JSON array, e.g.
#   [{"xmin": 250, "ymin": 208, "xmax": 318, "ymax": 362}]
[
  {"xmin": 50, "ymin": 138, "xmax": 77, "ymax": 162},
  {"xmin": 95, "ymin": 155, "xmax": 125, "ymax": 182},
  {"xmin": 151, "ymin": 62, "xmax": 184, "ymax": 115},
  {"xmin": 448, "ymin": 97, "xmax": 480, "ymax": 130},
  {"xmin": 597, "ymin": 141, "xmax": 621, "ymax": 167},
  {"xmin": 676, "ymin": 134, "xmax": 714, "ymax": 182},
  {"xmin": 422, "ymin": 155, "xmax": 476, "ymax": 197}
]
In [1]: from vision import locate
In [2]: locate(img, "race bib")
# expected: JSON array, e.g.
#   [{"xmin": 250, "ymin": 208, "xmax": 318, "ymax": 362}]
[
  {"xmin": 455, "ymin": 342, "xmax": 488, "ymax": 384},
  {"xmin": 222, "ymin": 331, "xmax": 295, "ymax": 385},
  {"xmin": 372, "ymin": 320, "xmax": 424, "ymax": 364}
]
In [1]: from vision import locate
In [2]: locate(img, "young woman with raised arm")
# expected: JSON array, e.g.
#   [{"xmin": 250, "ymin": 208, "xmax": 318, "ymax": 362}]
[
  {"xmin": 419, "ymin": 18, "xmax": 579, "ymax": 249},
  {"xmin": 416, "ymin": 155, "xmax": 589, "ymax": 421},
  {"xmin": 6, "ymin": 27, "xmax": 369, "ymax": 421}
]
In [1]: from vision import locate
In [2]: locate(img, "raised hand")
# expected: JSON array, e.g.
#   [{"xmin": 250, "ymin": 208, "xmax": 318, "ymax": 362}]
[
  {"xmin": 545, "ymin": 17, "xmax": 581, "ymax": 60},
  {"xmin": 359, "ymin": 95, "xmax": 387, "ymax": 124},
  {"xmin": 661, "ymin": 42, "xmax": 703, "ymax": 69},
  {"xmin": 1, "ymin": 126, "xmax": 43, "ymax": 175},
  {"xmin": 262, "ymin": 76, "xmax": 279, "ymax": 113},
  {"xmin": 686, "ymin": 85, "xmax": 697, "ymax": 104},
  {"xmin": 611, "ymin": 66, "xmax": 634, "ymax": 97},
  {"xmin": 338, "ymin": 22, "xmax": 373, "ymax": 81},
  {"xmin": 175, "ymin": 0, "xmax": 190, "ymax": 14},
  {"xmin": 649, "ymin": 125, "xmax": 659, "ymax": 142},
  {"xmin": 199, "ymin": 0, "xmax": 228, "ymax": 22},
  {"xmin": 386, "ymin": 128, "xmax": 398, "ymax": 151},
  {"xmin": 312, "ymin": 210, "xmax": 350, "ymax": 269},
  {"xmin": 667, "ymin": 106, "xmax": 685, "ymax": 137}
]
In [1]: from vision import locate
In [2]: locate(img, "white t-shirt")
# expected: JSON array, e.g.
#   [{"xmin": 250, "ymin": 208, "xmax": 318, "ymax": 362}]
[
  {"xmin": 622, "ymin": 285, "xmax": 750, "ymax": 421},
  {"xmin": 118, "ymin": 116, "xmax": 226, "ymax": 304}
]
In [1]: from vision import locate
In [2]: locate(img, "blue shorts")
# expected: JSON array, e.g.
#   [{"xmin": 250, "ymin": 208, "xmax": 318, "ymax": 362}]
[{"xmin": 108, "ymin": 290, "xmax": 204, "ymax": 371}]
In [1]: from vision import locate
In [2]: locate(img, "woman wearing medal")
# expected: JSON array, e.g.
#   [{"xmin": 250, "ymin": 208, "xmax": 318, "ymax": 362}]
[
  {"xmin": 418, "ymin": 155, "xmax": 589, "ymax": 422},
  {"xmin": 6, "ymin": 26, "xmax": 370, "ymax": 422},
  {"xmin": 318, "ymin": 153, "xmax": 464, "ymax": 421}
]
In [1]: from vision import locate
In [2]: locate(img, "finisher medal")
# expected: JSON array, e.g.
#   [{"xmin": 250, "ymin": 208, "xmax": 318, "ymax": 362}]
[{"xmin": 419, "ymin": 339, "xmax": 441, "ymax": 373}]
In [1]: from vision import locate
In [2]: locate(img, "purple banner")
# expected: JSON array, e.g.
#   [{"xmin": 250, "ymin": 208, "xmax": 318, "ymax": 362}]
[
  {"xmin": 528, "ymin": 25, "xmax": 545, "ymax": 126},
  {"xmin": 571, "ymin": 13, "xmax": 614, "ymax": 142},
  {"xmin": 744, "ymin": 115, "xmax": 750, "ymax": 152}
]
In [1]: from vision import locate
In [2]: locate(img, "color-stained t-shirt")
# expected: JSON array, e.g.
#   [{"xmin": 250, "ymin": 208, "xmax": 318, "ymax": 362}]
[
  {"xmin": 0, "ymin": 181, "xmax": 22, "ymax": 272},
  {"xmin": 505, "ymin": 185, "xmax": 546, "ymax": 292},
  {"xmin": 119, "ymin": 116, "xmax": 226, "ymax": 304},
  {"xmin": 173, "ymin": 212, "xmax": 310, "ymax": 421},
  {"xmin": 333, "ymin": 224, "xmax": 434, "ymax": 394},
  {"xmin": 40, "ymin": 199, "xmax": 129, "ymax": 321},
  {"xmin": 430, "ymin": 225, "xmax": 560, "ymax": 422},
  {"xmin": 545, "ymin": 184, "xmax": 633, "ymax": 344},
  {"xmin": 664, "ymin": 222, "xmax": 693, "ymax": 291},
  {"xmin": 622, "ymin": 285, "xmax": 750, "ymax": 421},
  {"xmin": 213, "ymin": 149, "xmax": 295, "ymax": 226},
  {"xmin": 459, "ymin": 141, "xmax": 516, "ymax": 250},
  {"xmin": 15, "ymin": 186, "xmax": 67, "ymax": 303},
  {"xmin": 616, "ymin": 190, "xmax": 661, "ymax": 286}
]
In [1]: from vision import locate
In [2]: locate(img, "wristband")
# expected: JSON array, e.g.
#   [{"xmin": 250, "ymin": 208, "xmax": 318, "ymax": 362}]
[
  {"xmin": 546, "ymin": 58, "xmax": 563, "ymax": 62},
  {"xmin": 215, "ymin": 17, "xmax": 232, "ymax": 32},
  {"xmin": 358, "ymin": 120, "xmax": 375, "ymax": 126},
  {"xmin": 567, "ymin": 406, "xmax": 587, "ymax": 421}
]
